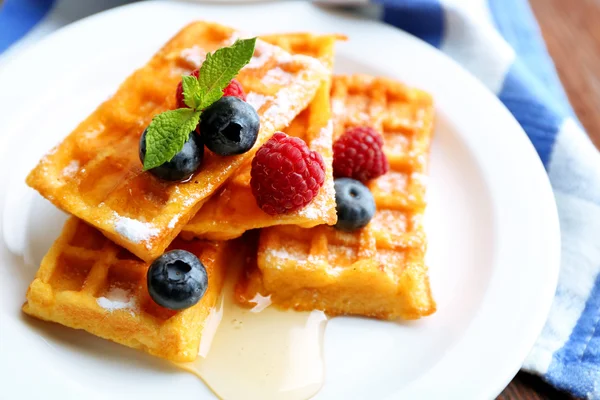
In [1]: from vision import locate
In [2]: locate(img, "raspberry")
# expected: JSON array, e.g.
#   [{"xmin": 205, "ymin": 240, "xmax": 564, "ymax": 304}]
[
  {"xmin": 251, "ymin": 132, "xmax": 325, "ymax": 215},
  {"xmin": 222, "ymin": 79, "xmax": 246, "ymax": 101},
  {"xmin": 332, "ymin": 126, "xmax": 388, "ymax": 182},
  {"xmin": 176, "ymin": 69, "xmax": 246, "ymax": 108}
]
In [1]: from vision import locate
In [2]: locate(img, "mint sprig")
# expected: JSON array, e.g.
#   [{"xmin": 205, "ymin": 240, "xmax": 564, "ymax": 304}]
[
  {"xmin": 143, "ymin": 37, "xmax": 257, "ymax": 171},
  {"xmin": 181, "ymin": 75, "xmax": 201, "ymax": 109},
  {"xmin": 197, "ymin": 38, "xmax": 257, "ymax": 109}
]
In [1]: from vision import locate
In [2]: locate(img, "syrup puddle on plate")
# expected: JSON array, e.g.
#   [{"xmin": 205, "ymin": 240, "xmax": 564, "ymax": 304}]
[{"xmin": 177, "ymin": 260, "xmax": 328, "ymax": 400}]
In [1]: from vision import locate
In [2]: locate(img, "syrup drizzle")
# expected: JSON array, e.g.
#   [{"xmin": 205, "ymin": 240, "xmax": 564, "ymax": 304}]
[{"xmin": 177, "ymin": 262, "xmax": 328, "ymax": 400}]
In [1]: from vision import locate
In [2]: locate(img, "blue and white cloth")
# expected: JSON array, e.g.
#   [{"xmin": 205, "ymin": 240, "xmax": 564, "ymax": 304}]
[
  {"xmin": 1, "ymin": 0, "xmax": 599, "ymax": 398},
  {"xmin": 379, "ymin": 0, "xmax": 600, "ymax": 396}
]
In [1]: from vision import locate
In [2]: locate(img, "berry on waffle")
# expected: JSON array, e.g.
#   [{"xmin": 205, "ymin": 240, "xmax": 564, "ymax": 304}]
[
  {"xmin": 26, "ymin": 22, "xmax": 329, "ymax": 262},
  {"xmin": 22, "ymin": 218, "xmax": 228, "ymax": 362},
  {"xmin": 182, "ymin": 33, "xmax": 339, "ymax": 240},
  {"xmin": 237, "ymin": 74, "xmax": 436, "ymax": 320}
]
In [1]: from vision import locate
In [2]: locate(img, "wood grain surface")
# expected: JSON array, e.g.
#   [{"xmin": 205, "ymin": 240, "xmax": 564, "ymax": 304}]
[
  {"xmin": 530, "ymin": 0, "xmax": 600, "ymax": 148},
  {"xmin": 498, "ymin": 0, "xmax": 599, "ymax": 399}
]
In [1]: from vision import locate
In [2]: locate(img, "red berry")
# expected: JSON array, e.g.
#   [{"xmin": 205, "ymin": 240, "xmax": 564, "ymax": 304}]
[
  {"xmin": 332, "ymin": 126, "xmax": 388, "ymax": 182},
  {"xmin": 223, "ymin": 79, "xmax": 246, "ymax": 101},
  {"xmin": 251, "ymin": 132, "xmax": 325, "ymax": 215},
  {"xmin": 176, "ymin": 70, "xmax": 246, "ymax": 108}
]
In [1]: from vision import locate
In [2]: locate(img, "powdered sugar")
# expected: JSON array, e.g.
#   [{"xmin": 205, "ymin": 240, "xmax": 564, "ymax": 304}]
[
  {"xmin": 168, "ymin": 215, "xmax": 180, "ymax": 229},
  {"xmin": 295, "ymin": 120, "xmax": 335, "ymax": 221},
  {"xmin": 97, "ymin": 287, "xmax": 137, "ymax": 315},
  {"xmin": 245, "ymin": 40, "xmax": 275, "ymax": 69},
  {"xmin": 275, "ymin": 51, "xmax": 293, "ymax": 64},
  {"xmin": 113, "ymin": 213, "xmax": 159, "ymax": 244},
  {"xmin": 246, "ymin": 92, "xmax": 272, "ymax": 111},
  {"xmin": 62, "ymin": 160, "xmax": 80, "ymax": 178},
  {"xmin": 83, "ymin": 127, "xmax": 102, "ymax": 139},
  {"xmin": 297, "ymin": 179, "xmax": 334, "ymax": 222},
  {"xmin": 266, "ymin": 248, "xmax": 324, "ymax": 266},
  {"xmin": 262, "ymin": 86, "xmax": 298, "ymax": 133},
  {"xmin": 180, "ymin": 45, "xmax": 207, "ymax": 68},
  {"xmin": 261, "ymin": 67, "xmax": 292, "ymax": 86},
  {"xmin": 331, "ymin": 99, "xmax": 346, "ymax": 117},
  {"xmin": 298, "ymin": 206, "xmax": 320, "ymax": 220},
  {"xmin": 259, "ymin": 65, "xmax": 326, "ymax": 133},
  {"xmin": 266, "ymin": 248, "xmax": 304, "ymax": 263},
  {"xmin": 310, "ymin": 120, "xmax": 334, "ymax": 151},
  {"xmin": 292, "ymin": 54, "xmax": 328, "ymax": 75}
]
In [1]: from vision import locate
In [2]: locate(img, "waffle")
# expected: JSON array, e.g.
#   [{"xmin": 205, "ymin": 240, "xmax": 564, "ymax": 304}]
[
  {"xmin": 26, "ymin": 22, "xmax": 329, "ymax": 262},
  {"xmin": 237, "ymin": 75, "xmax": 436, "ymax": 320},
  {"xmin": 22, "ymin": 217, "xmax": 227, "ymax": 362},
  {"xmin": 182, "ymin": 33, "xmax": 339, "ymax": 241}
]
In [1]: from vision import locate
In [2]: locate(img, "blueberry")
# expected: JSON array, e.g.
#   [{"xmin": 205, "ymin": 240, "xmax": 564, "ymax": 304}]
[
  {"xmin": 200, "ymin": 96, "xmax": 260, "ymax": 156},
  {"xmin": 139, "ymin": 128, "xmax": 203, "ymax": 181},
  {"xmin": 334, "ymin": 178, "xmax": 376, "ymax": 232},
  {"xmin": 147, "ymin": 250, "xmax": 208, "ymax": 310}
]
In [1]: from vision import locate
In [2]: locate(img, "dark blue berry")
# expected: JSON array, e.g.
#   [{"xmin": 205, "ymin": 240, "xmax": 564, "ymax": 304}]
[
  {"xmin": 147, "ymin": 250, "xmax": 208, "ymax": 310},
  {"xmin": 200, "ymin": 96, "xmax": 260, "ymax": 156},
  {"xmin": 139, "ymin": 128, "xmax": 203, "ymax": 181},
  {"xmin": 334, "ymin": 178, "xmax": 376, "ymax": 232}
]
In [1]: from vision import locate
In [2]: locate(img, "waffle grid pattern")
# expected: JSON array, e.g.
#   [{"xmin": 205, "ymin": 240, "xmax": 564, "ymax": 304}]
[
  {"xmin": 23, "ymin": 218, "xmax": 227, "ymax": 362},
  {"xmin": 183, "ymin": 33, "xmax": 339, "ymax": 240},
  {"xmin": 243, "ymin": 74, "xmax": 436, "ymax": 320},
  {"xmin": 26, "ymin": 22, "xmax": 328, "ymax": 262}
]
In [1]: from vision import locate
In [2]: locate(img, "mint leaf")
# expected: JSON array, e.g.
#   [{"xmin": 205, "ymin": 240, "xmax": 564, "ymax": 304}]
[
  {"xmin": 181, "ymin": 75, "xmax": 201, "ymax": 109},
  {"xmin": 142, "ymin": 39, "xmax": 256, "ymax": 172},
  {"xmin": 197, "ymin": 37, "xmax": 257, "ymax": 109},
  {"xmin": 143, "ymin": 108, "xmax": 201, "ymax": 170}
]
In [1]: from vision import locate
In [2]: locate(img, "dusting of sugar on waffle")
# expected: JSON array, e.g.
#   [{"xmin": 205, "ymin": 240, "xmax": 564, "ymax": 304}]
[
  {"xmin": 24, "ymin": 23, "xmax": 329, "ymax": 261},
  {"xmin": 261, "ymin": 87, "xmax": 297, "ymax": 132},
  {"xmin": 180, "ymin": 45, "xmax": 207, "ymax": 68},
  {"xmin": 62, "ymin": 160, "xmax": 80, "ymax": 178},
  {"xmin": 182, "ymin": 33, "xmax": 339, "ymax": 241},
  {"xmin": 113, "ymin": 213, "xmax": 159, "ymax": 244},
  {"xmin": 296, "ymin": 120, "xmax": 334, "ymax": 221},
  {"xmin": 266, "ymin": 248, "xmax": 305, "ymax": 264},
  {"xmin": 331, "ymin": 99, "xmax": 345, "ymax": 118},
  {"xmin": 245, "ymin": 40, "xmax": 276, "ymax": 69},
  {"xmin": 246, "ymin": 92, "xmax": 272, "ymax": 111},
  {"xmin": 168, "ymin": 215, "xmax": 180, "ymax": 229},
  {"xmin": 261, "ymin": 67, "xmax": 293, "ymax": 86},
  {"xmin": 97, "ymin": 287, "xmax": 137, "ymax": 315},
  {"xmin": 243, "ymin": 75, "xmax": 436, "ymax": 320},
  {"xmin": 311, "ymin": 120, "xmax": 334, "ymax": 150}
]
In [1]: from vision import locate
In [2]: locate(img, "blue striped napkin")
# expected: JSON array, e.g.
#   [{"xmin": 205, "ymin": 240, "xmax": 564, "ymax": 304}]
[
  {"xmin": 376, "ymin": 1, "xmax": 599, "ymax": 398},
  {"xmin": 1, "ymin": 0, "xmax": 599, "ymax": 398}
]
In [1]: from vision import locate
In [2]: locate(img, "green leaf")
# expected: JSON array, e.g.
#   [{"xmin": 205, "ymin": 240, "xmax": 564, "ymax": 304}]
[
  {"xmin": 197, "ymin": 37, "xmax": 257, "ymax": 109},
  {"xmin": 141, "ymin": 39, "xmax": 256, "ymax": 173},
  {"xmin": 143, "ymin": 108, "xmax": 201, "ymax": 171},
  {"xmin": 181, "ymin": 75, "xmax": 201, "ymax": 109}
]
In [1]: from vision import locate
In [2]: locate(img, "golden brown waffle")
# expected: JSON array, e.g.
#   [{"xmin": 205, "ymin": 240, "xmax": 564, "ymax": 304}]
[
  {"xmin": 237, "ymin": 74, "xmax": 436, "ymax": 320},
  {"xmin": 26, "ymin": 22, "xmax": 329, "ymax": 262},
  {"xmin": 182, "ymin": 33, "xmax": 339, "ymax": 241},
  {"xmin": 22, "ymin": 218, "xmax": 227, "ymax": 362}
]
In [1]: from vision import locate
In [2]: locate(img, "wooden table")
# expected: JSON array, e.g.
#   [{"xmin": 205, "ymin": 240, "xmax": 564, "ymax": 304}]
[{"xmin": 498, "ymin": 0, "xmax": 599, "ymax": 398}]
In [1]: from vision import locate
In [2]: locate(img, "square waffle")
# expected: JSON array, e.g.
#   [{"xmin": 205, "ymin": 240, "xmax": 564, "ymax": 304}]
[
  {"xmin": 26, "ymin": 22, "xmax": 329, "ymax": 262},
  {"xmin": 182, "ymin": 33, "xmax": 339, "ymax": 241},
  {"xmin": 237, "ymin": 74, "xmax": 436, "ymax": 320},
  {"xmin": 22, "ymin": 218, "xmax": 227, "ymax": 362}
]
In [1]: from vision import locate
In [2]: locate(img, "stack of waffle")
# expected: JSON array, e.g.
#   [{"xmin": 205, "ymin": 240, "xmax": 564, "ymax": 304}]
[{"xmin": 22, "ymin": 22, "xmax": 436, "ymax": 364}]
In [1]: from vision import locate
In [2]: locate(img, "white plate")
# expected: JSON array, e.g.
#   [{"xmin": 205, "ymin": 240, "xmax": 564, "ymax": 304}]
[{"xmin": 0, "ymin": 1, "xmax": 560, "ymax": 399}]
